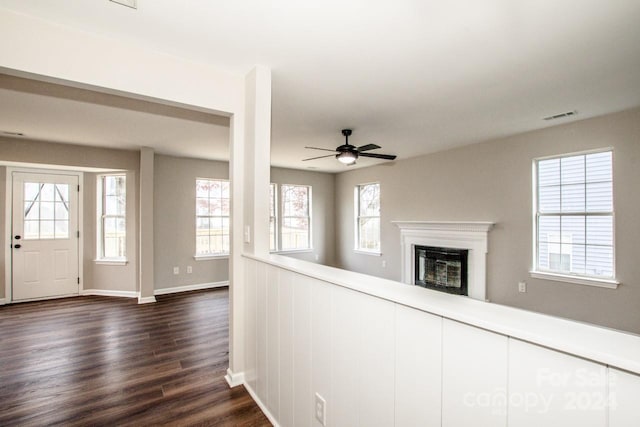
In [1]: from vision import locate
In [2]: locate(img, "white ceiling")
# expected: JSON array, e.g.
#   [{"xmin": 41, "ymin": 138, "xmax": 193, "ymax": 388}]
[{"xmin": 1, "ymin": 0, "xmax": 640, "ymax": 172}]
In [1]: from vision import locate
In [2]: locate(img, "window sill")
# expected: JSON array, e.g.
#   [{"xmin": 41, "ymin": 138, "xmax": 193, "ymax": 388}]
[
  {"xmin": 94, "ymin": 259, "xmax": 128, "ymax": 266},
  {"xmin": 272, "ymin": 249, "xmax": 313, "ymax": 254},
  {"xmin": 354, "ymin": 249, "xmax": 382, "ymax": 257},
  {"xmin": 194, "ymin": 254, "xmax": 229, "ymax": 261},
  {"xmin": 530, "ymin": 271, "xmax": 619, "ymax": 289}
]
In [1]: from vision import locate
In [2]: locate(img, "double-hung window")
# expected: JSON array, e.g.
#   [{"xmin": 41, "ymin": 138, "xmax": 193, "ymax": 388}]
[
  {"xmin": 534, "ymin": 150, "xmax": 615, "ymax": 284},
  {"xmin": 97, "ymin": 174, "xmax": 126, "ymax": 260},
  {"xmin": 196, "ymin": 178, "xmax": 230, "ymax": 256},
  {"xmin": 280, "ymin": 184, "xmax": 311, "ymax": 251},
  {"xmin": 355, "ymin": 182, "xmax": 381, "ymax": 253}
]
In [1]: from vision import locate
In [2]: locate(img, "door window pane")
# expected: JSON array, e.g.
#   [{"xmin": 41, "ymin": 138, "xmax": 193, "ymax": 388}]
[{"xmin": 23, "ymin": 182, "xmax": 70, "ymax": 240}]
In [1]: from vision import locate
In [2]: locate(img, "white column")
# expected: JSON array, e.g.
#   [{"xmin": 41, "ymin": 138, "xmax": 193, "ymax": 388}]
[
  {"xmin": 227, "ymin": 65, "xmax": 272, "ymax": 386},
  {"xmin": 138, "ymin": 147, "xmax": 156, "ymax": 304}
]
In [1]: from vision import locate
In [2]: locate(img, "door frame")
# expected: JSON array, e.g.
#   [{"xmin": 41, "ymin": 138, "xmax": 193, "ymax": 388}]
[{"xmin": 4, "ymin": 166, "xmax": 84, "ymax": 303}]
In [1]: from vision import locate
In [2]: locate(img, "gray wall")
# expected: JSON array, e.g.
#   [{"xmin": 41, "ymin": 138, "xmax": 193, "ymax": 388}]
[
  {"xmin": 0, "ymin": 137, "xmax": 140, "ymax": 297},
  {"xmin": 153, "ymin": 154, "xmax": 337, "ymax": 290},
  {"xmin": 153, "ymin": 154, "xmax": 230, "ymax": 289},
  {"xmin": 271, "ymin": 167, "xmax": 336, "ymax": 266},
  {"xmin": 335, "ymin": 108, "xmax": 640, "ymax": 334}
]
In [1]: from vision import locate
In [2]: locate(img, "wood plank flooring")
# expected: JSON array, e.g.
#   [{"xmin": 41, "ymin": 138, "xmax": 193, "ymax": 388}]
[{"xmin": 0, "ymin": 288, "xmax": 270, "ymax": 427}]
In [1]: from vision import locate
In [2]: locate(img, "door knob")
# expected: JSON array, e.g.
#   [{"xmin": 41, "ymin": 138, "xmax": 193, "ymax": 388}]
[
  {"xmin": 14, "ymin": 244, "xmax": 21, "ymax": 249},
  {"xmin": 14, "ymin": 235, "xmax": 21, "ymax": 240}
]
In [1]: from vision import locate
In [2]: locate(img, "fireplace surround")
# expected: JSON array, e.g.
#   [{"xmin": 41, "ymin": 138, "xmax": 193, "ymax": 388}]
[{"xmin": 393, "ymin": 221, "xmax": 494, "ymax": 301}]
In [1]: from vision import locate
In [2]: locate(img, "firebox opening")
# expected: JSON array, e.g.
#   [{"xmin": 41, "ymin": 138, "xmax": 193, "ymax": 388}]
[{"xmin": 415, "ymin": 245, "xmax": 469, "ymax": 296}]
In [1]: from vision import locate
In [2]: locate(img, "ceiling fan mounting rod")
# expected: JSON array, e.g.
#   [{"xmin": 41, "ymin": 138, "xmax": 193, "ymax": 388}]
[{"xmin": 341, "ymin": 128, "xmax": 352, "ymax": 145}]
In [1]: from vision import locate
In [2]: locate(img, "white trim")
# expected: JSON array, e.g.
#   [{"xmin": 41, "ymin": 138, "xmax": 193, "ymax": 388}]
[
  {"xmin": 530, "ymin": 270, "xmax": 619, "ymax": 289},
  {"xmin": 4, "ymin": 167, "xmax": 84, "ymax": 304},
  {"xmin": 393, "ymin": 221, "xmax": 495, "ymax": 301},
  {"xmin": 354, "ymin": 249, "xmax": 382, "ymax": 256},
  {"xmin": 138, "ymin": 295, "xmax": 157, "ymax": 304},
  {"xmin": 393, "ymin": 220, "xmax": 494, "ymax": 233},
  {"xmin": 224, "ymin": 368, "xmax": 246, "ymax": 388},
  {"xmin": 243, "ymin": 382, "xmax": 281, "ymax": 427},
  {"xmin": 194, "ymin": 254, "xmax": 229, "ymax": 261},
  {"xmin": 4, "ymin": 169, "xmax": 11, "ymax": 303},
  {"xmin": 272, "ymin": 249, "xmax": 313, "ymax": 255},
  {"xmin": 154, "ymin": 281, "xmax": 228, "ymax": 295},
  {"xmin": 80, "ymin": 289, "xmax": 138, "ymax": 298},
  {"xmin": 0, "ymin": 298, "xmax": 7, "ymax": 305},
  {"xmin": 94, "ymin": 259, "xmax": 128, "ymax": 266}
]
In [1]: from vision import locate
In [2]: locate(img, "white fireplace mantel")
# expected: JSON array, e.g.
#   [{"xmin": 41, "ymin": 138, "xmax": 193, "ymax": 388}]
[{"xmin": 393, "ymin": 221, "xmax": 495, "ymax": 301}]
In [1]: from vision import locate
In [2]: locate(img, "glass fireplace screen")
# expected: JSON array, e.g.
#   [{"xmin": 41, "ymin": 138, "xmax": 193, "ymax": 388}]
[{"xmin": 415, "ymin": 246, "xmax": 468, "ymax": 295}]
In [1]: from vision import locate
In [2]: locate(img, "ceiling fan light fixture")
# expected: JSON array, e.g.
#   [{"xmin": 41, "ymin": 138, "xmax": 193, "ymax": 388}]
[{"xmin": 336, "ymin": 151, "xmax": 357, "ymax": 165}]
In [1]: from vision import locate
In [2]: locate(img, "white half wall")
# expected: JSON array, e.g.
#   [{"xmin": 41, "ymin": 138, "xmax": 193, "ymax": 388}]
[{"xmin": 242, "ymin": 255, "xmax": 640, "ymax": 427}]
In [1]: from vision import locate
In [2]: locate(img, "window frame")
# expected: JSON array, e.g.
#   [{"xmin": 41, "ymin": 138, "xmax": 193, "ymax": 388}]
[
  {"xmin": 354, "ymin": 182, "xmax": 381, "ymax": 255},
  {"xmin": 269, "ymin": 183, "xmax": 278, "ymax": 252},
  {"xmin": 96, "ymin": 173, "xmax": 127, "ymax": 263},
  {"xmin": 531, "ymin": 148, "xmax": 618, "ymax": 288},
  {"xmin": 195, "ymin": 178, "xmax": 230, "ymax": 258},
  {"xmin": 278, "ymin": 183, "xmax": 312, "ymax": 252}
]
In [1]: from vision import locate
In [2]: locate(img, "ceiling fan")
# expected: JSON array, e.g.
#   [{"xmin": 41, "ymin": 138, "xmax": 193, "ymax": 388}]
[{"xmin": 303, "ymin": 129, "xmax": 397, "ymax": 166}]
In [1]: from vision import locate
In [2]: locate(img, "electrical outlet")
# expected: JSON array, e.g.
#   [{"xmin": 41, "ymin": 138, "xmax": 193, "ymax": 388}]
[
  {"xmin": 187, "ymin": 265, "xmax": 193, "ymax": 274},
  {"xmin": 173, "ymin": 267, "xmax": 179, "ymax": 275},
  {"xmin": 314, "ymin": 392, "xmax": 326, "ymax": 426},
  {"xmin": 518, "ymin": 281, "xmax": 527, "ymax": 293},
  {"xmin": 315, "ymin": 254, "xmax": 319, "ymax": 261},
  {"xmin": 382, "ymin": 260, "xmax": 387, "ymax": 268}
]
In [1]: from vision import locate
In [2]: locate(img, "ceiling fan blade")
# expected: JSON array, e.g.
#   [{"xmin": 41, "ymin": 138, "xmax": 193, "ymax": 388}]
[
  {"xmin": 357, "ymin": 143, "xmax": 381, "ymax": 152},
  {"xmin": 359, "ymin": 153, "xmax": 397, "ymax": 161},
  {"xmin": 305, "ymin": 146, "xmax": 337, "ymax": 152},
  {"xmin": 302, "ymin": 154, "xmax": 336, "ymax": 161}
]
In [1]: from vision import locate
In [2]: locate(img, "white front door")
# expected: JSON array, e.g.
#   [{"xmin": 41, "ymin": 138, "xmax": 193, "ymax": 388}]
[{"xmin": 12, "ymin": 172, "xmax": 80, "ymax": 301}]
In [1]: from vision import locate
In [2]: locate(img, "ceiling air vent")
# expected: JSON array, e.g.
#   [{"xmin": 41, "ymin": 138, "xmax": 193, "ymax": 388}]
[
  {"xmin": 543, "ymin": 110, "xmax": 577, "ymax": 121},
  {"xmin": 109, "ymin": 0, "xmax": 137, "ymax": 9}
]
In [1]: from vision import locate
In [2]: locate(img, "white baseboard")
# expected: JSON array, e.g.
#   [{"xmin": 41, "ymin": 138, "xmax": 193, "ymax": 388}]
[
  {"xmin": 0, "ymin": 298, "xmax": 6, "ymax": 305},
  {"xmin": 138, "ymin": 295, "xmax": 157, "ymax": 304},
  {"xmin": 224, "ymin": 368, "xmax": 245, "ymax": 388},
  {"xmin": 244, "ymin": 382, "xmax": 280, "ymax": 427},
  {"xmin": 154, "ymin": 281, "xmax": 228, "ymax": 296},
  {"xmin": 80, "ymin": 289, "xmax": 138, "ymax": 298}
]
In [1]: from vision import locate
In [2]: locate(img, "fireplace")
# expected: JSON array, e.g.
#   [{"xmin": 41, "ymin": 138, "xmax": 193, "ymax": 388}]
[
  {"xmin": 415, "ymin": 246, "xmax": 468, "ymax": 295},
  {"xmin": 393, "ymin": 221, "xmax": 494, "ymax": 301}
]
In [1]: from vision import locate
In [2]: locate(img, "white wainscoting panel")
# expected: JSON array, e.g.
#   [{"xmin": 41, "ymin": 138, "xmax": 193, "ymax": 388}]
[
  {"xmin": 293, "ymin": 275, "xmax": 313, "ymax": 427},
  {"xmin": 278, "ymin": 269, "xmax": 295, "ymax": 427},
  {"xmin": 508, "ymin": 338, "xmax": 607, "ymax": 427},
  {"xmin": 244, "ymin": 259, "xmax": 257, "ymax": 391},
  {"xmin": 311, "ymin": 278, "xmax": 332, "ymax": 427},
  {"xmin": 609, "ymin": 368, "xmax": 640, "ymax": 427},
  {"xmin": 330, "ymin": 286, "xmax": 361, "ymax": 427},
  {"xmin": 256, "ymin": 261, "xmax": 268, "ymax": 400},
  {"xmin": 395, "ymin": 304, "xmax": 443, "ymax": 427},
  {"xmin": 266, "ymin": 265, "xmax": 281, "ymax": 420},
  {"xmin": 241, "ymin": 257, "xmax": 640, "ymax": 427},
  {"xmin": 357, "ymin": 292, "xmax": 396, "ymax": 427},
  {"xmin": 442, "ymin": 319, "xmax": 508, "ymax": 427}
]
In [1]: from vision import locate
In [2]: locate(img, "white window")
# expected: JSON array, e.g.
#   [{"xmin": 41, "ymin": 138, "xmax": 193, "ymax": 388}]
[
  {"xmin": 280, "ymin": 184, "xmax": 311, "ymax": 251},
  {"xmin": 269, "ymin": 183, "xmax": 277, "ymax": 251},
  {"xmin": 355, "ymin": 182, "xmax": 381, "ymax": 253},
  {"xmin": 534, "ymin": 150, "xmax": 614, "ymax": 281},
  {"xmin": 196, "ymin": 179, "xmax": 230, "ymax": 256},
  {"xmin": 97, "ymin": 174, "xmax": 126, "ymax": 260}
]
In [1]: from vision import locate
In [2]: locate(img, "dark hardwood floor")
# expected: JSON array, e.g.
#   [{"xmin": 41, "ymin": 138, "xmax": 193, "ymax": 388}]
[{"xmin": 0, "ymin": 288, "xmax": 270, "ymax": 427}]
